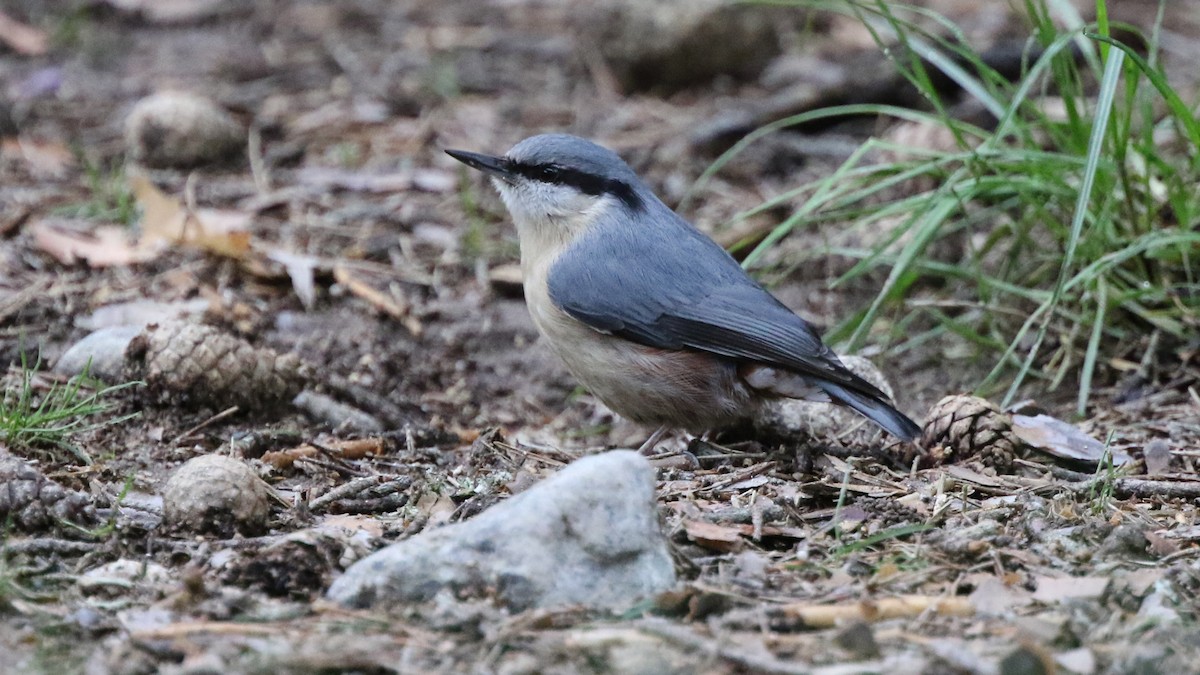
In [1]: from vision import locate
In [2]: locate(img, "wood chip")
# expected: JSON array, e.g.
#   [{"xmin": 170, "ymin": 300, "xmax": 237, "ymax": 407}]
[{"xmin": 781, "ymin": 595, "xmax": 974, "ymax": 628}]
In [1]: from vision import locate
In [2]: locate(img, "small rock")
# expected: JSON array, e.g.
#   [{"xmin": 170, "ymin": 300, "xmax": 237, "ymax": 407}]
[
  {"xmin": 162, "ymin": 455, "xmax": 272, "ymax": 535},
  {"xmin": 999, "ymin": 644, "xmax": 1055, "ymax": 675},
  {"xmin": 834, "ymin": 621, "xmax": 881, "ymax": 659},
  {"xmin": 54, "ymin": 325, "xmax": 142, "ymax": 382},
  {"xmin": 579, "ymin": 0, "xmax": 797, "ymax": 93},
  {"xmin": 1143, "ymin": 439, "xmax": 1172, "ymax": 475},
  {"xmin": 1096, "ymin": 522, "xmax": 1148, "ymax": 558},
  {"xmin": 327, "ymin": 450, "xmax": 675, "ymax": 611},
  {"xmin": 753, "ymin": 355, "xmax": 900, "ymax": 450},
  {"xmin": 125, "ymin": 91, "xmax": 243, "ymax": 168}
]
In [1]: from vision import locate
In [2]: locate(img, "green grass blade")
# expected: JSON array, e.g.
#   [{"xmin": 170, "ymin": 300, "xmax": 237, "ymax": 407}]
[{"xmin": 1002, "ymin": 46, "xmax": 1125, "ymax": 406}]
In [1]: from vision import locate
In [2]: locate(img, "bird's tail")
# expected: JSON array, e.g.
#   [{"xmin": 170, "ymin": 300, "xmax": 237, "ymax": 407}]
[{"xmin": 818, "ymin": 381, "xmax": 922, "ymax": 442}]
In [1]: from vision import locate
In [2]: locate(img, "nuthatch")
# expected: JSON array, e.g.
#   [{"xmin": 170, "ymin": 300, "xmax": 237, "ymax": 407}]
[{"xmin": 447, "ymin": 134, "xmax": 920, "ymax": 451}]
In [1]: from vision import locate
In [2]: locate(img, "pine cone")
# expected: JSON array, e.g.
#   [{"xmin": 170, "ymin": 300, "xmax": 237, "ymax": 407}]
[
  {"xmin": 921, "ymin": 395, "xmax": 1020, "ymax": 471},
  {"xmin": 0, "ymin": 452, "xmax": 97, "ymax": 531},
  {"xmin": 126, "ymin": 321, "xmax": 307, "ymax": 410}
]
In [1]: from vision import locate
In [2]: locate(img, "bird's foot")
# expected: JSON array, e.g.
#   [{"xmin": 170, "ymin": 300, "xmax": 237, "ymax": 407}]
[{"xmin": 636, "ymin": 425, "xmax": 671, "ymax": 456}]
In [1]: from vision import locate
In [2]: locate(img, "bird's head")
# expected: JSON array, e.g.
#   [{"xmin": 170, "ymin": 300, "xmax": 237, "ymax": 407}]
[{"xmin": 446, "ymin": 134, "xmax": 646, "ymax": 247}]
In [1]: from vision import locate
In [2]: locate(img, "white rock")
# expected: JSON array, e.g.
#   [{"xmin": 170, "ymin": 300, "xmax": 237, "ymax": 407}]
[
  {"xmin": 54, "ymin": 325, "xmax": 142, "ymax": 382},
  {"xmin": 327, "ymin": 450, "xmax": 675, "ymax": 611}
]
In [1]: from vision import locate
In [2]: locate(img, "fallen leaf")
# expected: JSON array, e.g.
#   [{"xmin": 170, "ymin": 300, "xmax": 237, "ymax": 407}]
[
  {"xmin": 415, "ymin": 492, "xmax": 458, "ymax": 527},
  {"xmin": 0, "ymin": 10, "xmax": 48, "ymax": 55},
  {"xmin": 130, "ymin": 174, "xmax": 252, "ymax": 258},
  {"xmin": 683, "ymin": 519, "xmax": 743, "ymax": 552},
  {"xmin": 1031, "ymin": 575, "xmax": 1110, "ymax": 603},
  {"xmin": 268, "ymin": 250, "xmax": 319, "ymax": 309},
  {"xmin": 1012, "ymin": 414, "xmax": 1132, "ymax": 465},
  {"xmin": 1144, "ymin": 530, "xmax": 1180, "ymax": 557},
  {"xmin": 31, "ymin": 219, "xmax": 156, "ymax": 267},
  {"xmin": 185, "ymin": 209, "xmax": 252, "ymax": 258}
]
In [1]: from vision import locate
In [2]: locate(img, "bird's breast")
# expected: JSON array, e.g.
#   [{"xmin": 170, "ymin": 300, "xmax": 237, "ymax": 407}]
[{"xmin": 520, "ymin": 253, "xmax": 755, "ymax": 431}]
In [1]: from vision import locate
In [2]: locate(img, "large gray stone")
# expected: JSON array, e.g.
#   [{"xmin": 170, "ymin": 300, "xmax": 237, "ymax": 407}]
[
  {"xmin": 54, "ymin": 325, "xmax": 141, "ymax": 382},
  {"xmin": 327, "ymin": 450, "xmax": 675, "ymax": 611}
]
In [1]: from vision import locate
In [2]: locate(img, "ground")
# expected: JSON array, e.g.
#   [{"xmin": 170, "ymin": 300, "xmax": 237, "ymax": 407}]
[{"xmin": 1, "ymin": 1, "xmax": 1198, "ymax": 673}]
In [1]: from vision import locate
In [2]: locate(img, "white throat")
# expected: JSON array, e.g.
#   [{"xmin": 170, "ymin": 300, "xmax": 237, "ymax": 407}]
[{"xmin": 493, "ymin": 179, "xmax": 617, "ymax": 274}]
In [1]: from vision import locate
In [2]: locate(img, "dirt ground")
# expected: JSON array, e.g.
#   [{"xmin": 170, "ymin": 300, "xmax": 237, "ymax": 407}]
[{"xmin": 1, "ymin": 1, "xmax": 1199, "ymax": 673}]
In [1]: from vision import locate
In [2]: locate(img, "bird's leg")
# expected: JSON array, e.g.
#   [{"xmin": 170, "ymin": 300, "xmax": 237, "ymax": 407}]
[{"xmin": 637, "ymin": 425, "xmax": 670, "ymax": 455}]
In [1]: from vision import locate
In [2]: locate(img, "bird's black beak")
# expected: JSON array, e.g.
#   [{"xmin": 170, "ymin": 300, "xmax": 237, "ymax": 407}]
[{"xmin": 445, "ymin": 149, "xmax": 513, "ymax": 180}]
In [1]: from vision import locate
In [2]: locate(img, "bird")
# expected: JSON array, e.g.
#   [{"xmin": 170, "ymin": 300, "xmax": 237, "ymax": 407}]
[{"xmin": 446, "ymin": 134, "xmax": 920, "ymax": 452}]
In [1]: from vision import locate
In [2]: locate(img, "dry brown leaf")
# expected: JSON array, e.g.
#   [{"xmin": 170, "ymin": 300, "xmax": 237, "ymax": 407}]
[
  {"xmin": 1012, "ymin": 413, "xmax": 1132, "ymax": 466},
  {"xmin": 414, "ymin": 491, "xmax": 458, "ymax": 527},
  {"xmin": 31, "ymin": 219, "xmax": 156, "ymax": 267},
  {"xmin": 683, "ymin": 519, "xmax": 743, "ymax": 552},
  {"xmin": 130, "ymin": 174, "xmax": 252, "ymax": 258},
  {"xmin": 1144, "ymin": 530, "xmax": 1180, "ymax": 557},
  {"xmin": 0, "ymin": 11, "xmax": 48, "ymax": 56},
  {"xmin": 186, "ymin": 209, "xmax": 252, "ymax": 257}
]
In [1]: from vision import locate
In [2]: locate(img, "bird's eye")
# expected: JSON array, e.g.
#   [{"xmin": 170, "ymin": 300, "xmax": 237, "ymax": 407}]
[{"xmin": 537, "ymin": 166, "xmax": 561, "ymax": 182}]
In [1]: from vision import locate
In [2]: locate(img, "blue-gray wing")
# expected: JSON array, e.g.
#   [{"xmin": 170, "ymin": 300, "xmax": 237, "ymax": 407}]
[{"xmin": 546, "ymin": 206, "xmax": 886, "ymax": 400}]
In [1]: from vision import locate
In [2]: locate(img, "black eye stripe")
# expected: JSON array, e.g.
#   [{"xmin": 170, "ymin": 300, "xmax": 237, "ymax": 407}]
[{"xmin": 510, "ymin": 161, "xmax": 644, "ymax": 210}]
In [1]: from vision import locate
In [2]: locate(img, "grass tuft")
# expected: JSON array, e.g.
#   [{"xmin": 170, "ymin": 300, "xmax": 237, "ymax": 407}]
[
  {"xmin": 0, "ymin": 356, "xmax": 139, "ymax": 464},
  {"xmin": 54, "ymin": 158, "xmax": 138, "ymax": 225},
  {"xmin": 723, "ymin": 0, "xmax": 1198, "ymax": 413}
]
